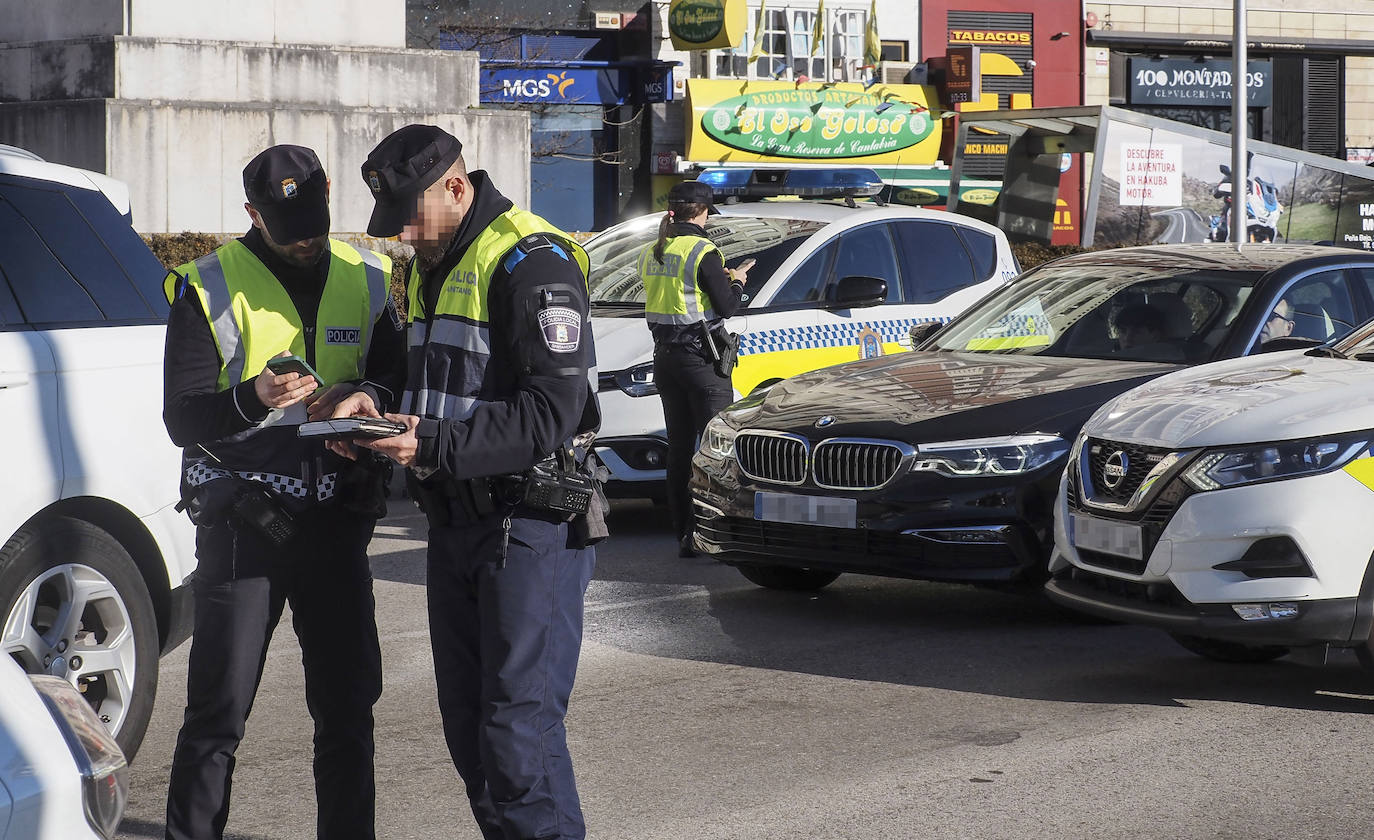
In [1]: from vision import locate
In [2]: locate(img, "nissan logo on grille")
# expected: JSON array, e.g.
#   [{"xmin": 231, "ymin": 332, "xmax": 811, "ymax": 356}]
[{"xmin": 1102, "ymin": 450, "xmax": 1130, "ymax": 490}]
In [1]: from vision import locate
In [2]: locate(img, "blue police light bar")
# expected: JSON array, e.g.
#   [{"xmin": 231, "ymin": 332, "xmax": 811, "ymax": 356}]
[{"xmin": 696, "ymin": 167, "xmax": 885, "ymax": 199}]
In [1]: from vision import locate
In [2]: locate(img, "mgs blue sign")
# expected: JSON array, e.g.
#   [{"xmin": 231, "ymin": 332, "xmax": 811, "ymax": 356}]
[{"xmin": 481, "ymin": 68, "xmax": 627, "ymax": 105}]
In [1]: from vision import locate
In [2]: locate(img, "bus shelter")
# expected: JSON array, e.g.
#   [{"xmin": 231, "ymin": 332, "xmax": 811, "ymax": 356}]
[{"xmin": 948, "ymin": 104, "xmax": 1374, "ymax": 250}]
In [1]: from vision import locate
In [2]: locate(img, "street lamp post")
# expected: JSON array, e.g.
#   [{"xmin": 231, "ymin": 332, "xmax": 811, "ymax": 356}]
[{"xmin": 1231, "ymin": 0, "xmax": 1247, "ymax": 249}]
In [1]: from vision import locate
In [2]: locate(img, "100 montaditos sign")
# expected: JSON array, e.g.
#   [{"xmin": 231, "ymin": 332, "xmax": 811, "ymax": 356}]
[{"xmin": 685, "ymin": 80, "xmax": 944, "ymax": 165}]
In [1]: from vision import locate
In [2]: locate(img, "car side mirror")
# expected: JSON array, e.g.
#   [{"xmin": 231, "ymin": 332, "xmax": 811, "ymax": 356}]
[
  {"xmin": 826, "ymin": 275, "xmax": 887, "ymax": 309},
  {"xmin": 908, "ymin": 320, "xmax": 943, "ymax": 348}
]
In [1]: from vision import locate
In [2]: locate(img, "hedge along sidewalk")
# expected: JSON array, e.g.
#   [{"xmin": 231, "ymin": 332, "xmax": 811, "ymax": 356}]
[{"xmin": 144, "ymin": 233, "xmax": 414, "ymax": 317}]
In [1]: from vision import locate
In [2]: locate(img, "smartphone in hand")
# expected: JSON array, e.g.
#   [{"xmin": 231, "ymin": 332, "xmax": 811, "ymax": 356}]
[
  {"xmin": 737, "ymin": 257, "xmax": 757, "ymax": 271},
  {"xmin": 266, "ymin": 355, "xmax": 324, "ymax": 386}
]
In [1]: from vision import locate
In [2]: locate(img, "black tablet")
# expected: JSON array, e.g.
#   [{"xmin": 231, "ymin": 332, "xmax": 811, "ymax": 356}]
[{"xmin": 297, "ymin": 417, "xmax": 407, "ymax": 440}]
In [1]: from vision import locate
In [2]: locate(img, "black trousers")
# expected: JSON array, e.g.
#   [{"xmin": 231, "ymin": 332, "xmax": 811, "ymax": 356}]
[
  {"xmin": 427, "ymin": 512, "xmax": 596, "ymax": 840},
  {"xmin": 654, "ymin": 344, "xmax": 733, "ymax": 540},
  {"xmin": 165, "ymin": 505, "xmax": 382, "ymax": 840}
]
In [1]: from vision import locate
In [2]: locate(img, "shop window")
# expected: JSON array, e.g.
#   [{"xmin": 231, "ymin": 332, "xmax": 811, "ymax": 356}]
[
  {"xmin": 712, "ymin": 3, "xmax": 871, "ymax": 82},
  {"xmin": 880, "ymin": 40, "xmax": 907, "ymax": 62}
]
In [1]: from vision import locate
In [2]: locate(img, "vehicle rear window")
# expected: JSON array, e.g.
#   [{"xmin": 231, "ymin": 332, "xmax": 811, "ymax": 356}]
[
  {"xmin": 0, "ymin": 198, "xmax": 104, "ymax": 324},
  {"xmin": 0, "ymin": 271, "xmax": 20, "ymax": 326},
  {"xmin": 65, "ymin": 187, "xmax": 170, "ymax": 318},
  {"xmin": 895, "ymin": 221, "xmax": 976, "ymax": 303},
  {"xmin": 956, "ymin": 226, "xmax": 1000, "ymax": 282},
  {"xmin": 0, "ymin": 179, "xmax": 166, "ymax": 322}
]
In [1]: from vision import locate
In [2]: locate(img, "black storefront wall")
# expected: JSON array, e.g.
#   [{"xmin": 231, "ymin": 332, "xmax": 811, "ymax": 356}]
[{"xmin": 1093, "ymin": 28, "xmax": 1350, "ymax": 159}]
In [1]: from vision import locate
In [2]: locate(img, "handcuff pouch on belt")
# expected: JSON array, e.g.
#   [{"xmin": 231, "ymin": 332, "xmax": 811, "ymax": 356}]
[{"xmin": 178, "ymin": 476, "xmax": 298, "ymax": 546}]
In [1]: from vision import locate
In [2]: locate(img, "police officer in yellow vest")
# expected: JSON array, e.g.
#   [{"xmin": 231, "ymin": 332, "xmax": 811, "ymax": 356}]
[
  {"xmin": 161, "ymin": 144, "xmax": 404, "ymax": 840},
  {"xmin": 639, "ymin": 181, "xmax": 747, "ymax": 557},
  {"xmin": 325, "ymin": 124, "xmax": 603, "ymax": 840}
]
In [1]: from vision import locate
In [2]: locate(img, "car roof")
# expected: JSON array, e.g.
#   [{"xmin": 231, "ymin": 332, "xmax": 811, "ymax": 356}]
[
  {"xmin": 712, "ymin": 200, "xmax": 1006, "ymax": 236},
  {"xmin": 1043, "ymin": 242, "xmax": 1374, "ymax": 272},
  {"xmin": 0, "ymin": 146, "xmax": 132, "ymax": 216}
]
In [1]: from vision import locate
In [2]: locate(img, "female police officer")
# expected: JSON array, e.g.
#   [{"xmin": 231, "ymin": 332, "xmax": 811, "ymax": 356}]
[{"xmin": 637, "ymin": 181, "xmax": 749, "ymax": 557}]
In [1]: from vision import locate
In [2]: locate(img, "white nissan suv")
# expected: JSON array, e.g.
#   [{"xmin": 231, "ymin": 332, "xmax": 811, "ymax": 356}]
[
  {"xmin": 1048, "ymin": 316, "xmax": 1374, "ymax": 667},
  {"xmin": 0, "ymin": 145, "xmax": 196, "ymax": 759}
]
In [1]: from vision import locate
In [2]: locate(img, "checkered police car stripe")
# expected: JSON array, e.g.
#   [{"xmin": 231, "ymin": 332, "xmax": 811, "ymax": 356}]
[{"xmin": 738, "ymin": 317, "xmax": 952, "ymax": 355}]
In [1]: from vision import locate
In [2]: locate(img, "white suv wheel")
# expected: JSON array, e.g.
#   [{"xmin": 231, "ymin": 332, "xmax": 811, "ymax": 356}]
[{"xmin": 0, "ymin": 518, "xmax": 159, "ymax": 758}]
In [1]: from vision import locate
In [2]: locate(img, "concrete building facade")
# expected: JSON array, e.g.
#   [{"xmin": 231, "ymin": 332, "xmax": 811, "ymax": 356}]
[{"xmin": 0, "ymin": 0, "xmax": 531, "ymax": 235}]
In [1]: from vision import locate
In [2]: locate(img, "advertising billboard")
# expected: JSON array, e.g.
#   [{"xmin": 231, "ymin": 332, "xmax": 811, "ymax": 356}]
[{"xmin": 684, "ymin": 80, "xmax": 944, "ymax": 165}]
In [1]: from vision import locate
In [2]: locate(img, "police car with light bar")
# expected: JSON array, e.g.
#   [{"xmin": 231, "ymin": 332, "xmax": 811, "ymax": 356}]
[
  {"xmin": 1048, "ymin": 317, "xmax": 1374, "ymax": 667},
  {"xmin": 586, "ymin": 167, "xmax": 1019, "ymax": 501}
]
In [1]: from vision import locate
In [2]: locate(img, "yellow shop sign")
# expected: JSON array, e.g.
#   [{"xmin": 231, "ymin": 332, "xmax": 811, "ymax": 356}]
[
  {"xmin": 685, "ymin": 79, "xmax": 944, "ymax": 165},
  {"xmin": 669, "ymin": 0, "xmax": 746, "ymax": 51}
]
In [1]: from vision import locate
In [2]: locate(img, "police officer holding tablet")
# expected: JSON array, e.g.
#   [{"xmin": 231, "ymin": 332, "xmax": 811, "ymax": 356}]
[
  {"xmin": 161, "ymin": 144, "xmax": 404, "ymax": 840},
  {"xmin": 327, "ymin": 124, "xmax": 602, "ymax": 840}
]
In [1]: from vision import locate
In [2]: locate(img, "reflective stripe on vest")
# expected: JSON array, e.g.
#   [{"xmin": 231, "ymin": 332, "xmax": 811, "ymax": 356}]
[
  {"xmin": 166, "ymin": 238, "xmax": 392, "ymax": 437},
  {"xmin": 638, "ymin": 235, "xmax": 720, "ymax": 326},
  {"xmin": 401, "ymin": 207, "xmax": 589, "ymax": 420}
]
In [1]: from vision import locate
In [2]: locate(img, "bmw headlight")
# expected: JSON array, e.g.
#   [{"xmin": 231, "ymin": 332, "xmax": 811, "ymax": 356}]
[
  {"xmin": 913, "ymin": 433, "xmax": 1069, "ymax": 477},
  {"xmin": 702, "ymin": 416, "xmax": 738, "ymax": 460},
  {"xmin": 614, "ymin": 361, "xmax": 657, "ymax": 397},
  {"xmin": 1182, "ymin": 433, "xmax": 1372, "ymax": 491}
]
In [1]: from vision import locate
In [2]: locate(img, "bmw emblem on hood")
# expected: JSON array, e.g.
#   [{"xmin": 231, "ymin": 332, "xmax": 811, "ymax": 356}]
[{"xmin": 815, "ymin": 415, "xmax": 836, "ymax": 428}]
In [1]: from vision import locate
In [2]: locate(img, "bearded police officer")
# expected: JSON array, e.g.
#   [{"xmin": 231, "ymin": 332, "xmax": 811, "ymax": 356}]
[
  {"xmin": 327, "ymin": 124, "xmax": 604, "ymax": 840},
  {"xmin": 161, "ymin": 144, "xmax": 404, "ymax": 840}
]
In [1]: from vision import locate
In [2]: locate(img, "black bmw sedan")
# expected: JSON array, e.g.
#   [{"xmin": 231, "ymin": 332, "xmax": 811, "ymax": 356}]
[{"xmin": 689, "ymin": 243, "xmax": 1374, "ymax": 590}]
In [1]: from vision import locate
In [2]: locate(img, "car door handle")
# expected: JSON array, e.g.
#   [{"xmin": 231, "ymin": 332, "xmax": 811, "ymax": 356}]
[{"xmin": 0, "ymin": 370, "xmax": 31, "ymax": 388}]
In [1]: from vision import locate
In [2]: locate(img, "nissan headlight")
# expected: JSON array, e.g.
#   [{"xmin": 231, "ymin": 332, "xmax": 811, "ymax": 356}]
[
  {"xmin": 614, "ymin": 362, "xmax": 657, "ymax": 397},
  {"xmin": 703, "ymin": 416, "xmax": 738, "ymax": 460},
  {"xmin": 1182, "ymin": 433, "xmax": 1372, "ymax": 491},
  {"xmin": 912, "ymin": 433, "xmax": 1069, "ymax": 477}
]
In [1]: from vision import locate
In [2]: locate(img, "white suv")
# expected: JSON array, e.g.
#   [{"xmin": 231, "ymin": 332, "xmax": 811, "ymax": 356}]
[
  {"xmin": 1048, "ymin": 317, "xmax": 1374, "ymax": 666},
  {"xmin": 0, "ymin": 146, "xmax": 196, "ymax": 758},
  {"xmin": 587, "ymin": 168, "xmax": 1019, "ymax": 501}
]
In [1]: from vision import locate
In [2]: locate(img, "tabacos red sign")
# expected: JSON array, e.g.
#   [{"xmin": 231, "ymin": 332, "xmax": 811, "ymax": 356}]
[{"xmin": 702, "ymin": 89, "xmax": 935, "ymax": 159}]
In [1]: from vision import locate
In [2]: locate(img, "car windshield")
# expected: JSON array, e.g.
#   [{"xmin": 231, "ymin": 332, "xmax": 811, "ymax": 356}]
[
  {"xmin": 585, "ymin": 214, "xmax": 825, "ymax": 305},
  {"xmin": 930, "ymin": 261, "xmax": 1263, "ymax": 363}
]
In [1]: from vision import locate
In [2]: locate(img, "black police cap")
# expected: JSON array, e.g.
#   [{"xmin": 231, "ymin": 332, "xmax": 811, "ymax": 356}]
[
  {"xmin": 242, "ymin": 144, "xmax": 330, "ymax": 243},
  {"xmin": 667, "ymin": 180, "xmax": 719, "ymax": 215},
  {"xmin": 361, "ymin": 124, "xmax": 464, "ymax": 238}
]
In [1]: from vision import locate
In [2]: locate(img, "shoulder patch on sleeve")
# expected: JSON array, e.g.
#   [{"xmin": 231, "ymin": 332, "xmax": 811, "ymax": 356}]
[{"xmin": 537, "ymin": 306, "xmax": 582, "ymax": 353}]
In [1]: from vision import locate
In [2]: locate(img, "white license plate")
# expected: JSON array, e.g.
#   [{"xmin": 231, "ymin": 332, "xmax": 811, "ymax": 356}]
[
  {"xmin": 1070, "ymin": 513, "xmax": 1144, "ymax": 560},
  {"xmin": 754, "ymin": 492, "xmax": 857, "ymax": 529}
]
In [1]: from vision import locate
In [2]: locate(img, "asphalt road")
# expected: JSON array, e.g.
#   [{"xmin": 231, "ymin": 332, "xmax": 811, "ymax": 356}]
[{"xmin": 115, "ymin": 497, "xmax": 1374, "ymax": 840}]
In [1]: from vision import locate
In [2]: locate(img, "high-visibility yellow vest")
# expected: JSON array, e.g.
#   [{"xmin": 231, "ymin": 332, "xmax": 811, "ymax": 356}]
[
  {"xmin": 403, "ymin": 206, "xmax": 588, "ymax": 420},
  {"xmin": 638, "ymin": 234, "xmax": 722, "ymax": 326},
  {"xmin": 166, "ymin": 238, "xmax": 391, "ymax": 423}
]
